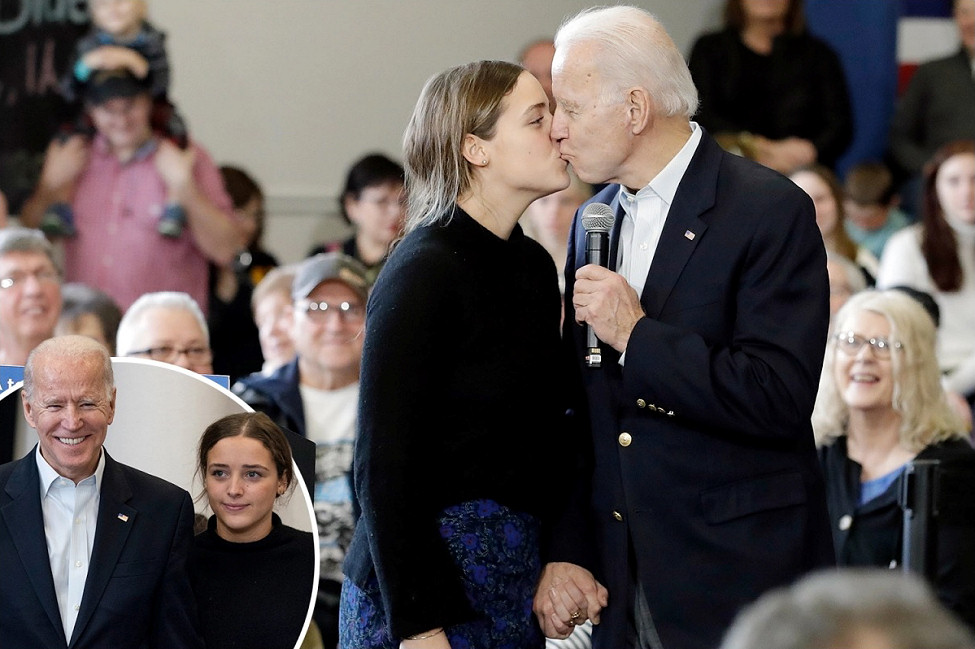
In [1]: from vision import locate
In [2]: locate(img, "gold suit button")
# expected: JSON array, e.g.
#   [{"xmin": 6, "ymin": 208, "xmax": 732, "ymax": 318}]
[
  {"xmin": 838, "ymin": 514, "xmax": 853, "ymax": 531},
  {"xmin": 612, "ymin": 511, "xmax": 623, "ymax": 522},
  {"xmin": 618, "ymin": 432, "xmax": 632, "ymax": 447},
  {"xmin": 636, "ymin": 399, "xmax": 646, "ymax": 408}
]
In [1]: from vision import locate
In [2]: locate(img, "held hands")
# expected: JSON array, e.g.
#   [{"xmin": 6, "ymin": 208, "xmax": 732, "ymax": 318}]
[
  {"xmin": 533, "ymin": 562, "xmax": 609, "ymax": 639},
  {"xmin": 573, "ymin": 264, "xmax": 644, "ymax": 353}
]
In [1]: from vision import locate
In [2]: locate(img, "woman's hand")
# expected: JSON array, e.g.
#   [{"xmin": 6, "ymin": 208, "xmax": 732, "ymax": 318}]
[{"xmin": 534, "ymin": 562, "xmax": 609, "ymax": 639}]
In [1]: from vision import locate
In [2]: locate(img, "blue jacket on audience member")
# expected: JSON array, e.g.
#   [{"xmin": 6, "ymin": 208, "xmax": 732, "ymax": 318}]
[
  {"xmin": 232, "ymin": 358, "xmax": 306, "ymax": 436},
  {"xmin": 231, "ymin": 359, "xmax": 316, "ymax": 498}
]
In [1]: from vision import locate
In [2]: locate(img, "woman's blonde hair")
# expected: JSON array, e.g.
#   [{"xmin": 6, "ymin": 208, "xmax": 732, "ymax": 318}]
[
  {"xmin": 812, "ymin": 289, "xmax": 966, "ymax": 451},
  {"xmin": 402, "ymin": 60, "xmax": 522, "ymax": 234}
]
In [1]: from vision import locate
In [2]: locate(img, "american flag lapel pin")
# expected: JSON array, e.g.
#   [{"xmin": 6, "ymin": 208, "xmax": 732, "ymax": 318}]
[
  {"xmin": 117, "ymin": 513, "xmax": 129, "ymax": 522},
  {"xmin": 684, "ymin": 230, "xmax": 696, "ymax": 241}
]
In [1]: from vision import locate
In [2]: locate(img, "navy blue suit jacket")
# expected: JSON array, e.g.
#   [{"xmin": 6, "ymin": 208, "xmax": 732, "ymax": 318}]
[
  {"xmin": 0, "ymin": 448, "xmax": 203, "ymax": 649},
  {"xmin": 557, "ymin": 130, "xmax": 835, "ymax": 649}
]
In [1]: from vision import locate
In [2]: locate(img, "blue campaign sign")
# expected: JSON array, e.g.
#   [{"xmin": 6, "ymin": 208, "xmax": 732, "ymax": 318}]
[
  {"xmin": 1, "ymin": 365, "xmax": 24, "ymax": 394},
  {"xmin": 1, "ymin": 364, "xmax": 228, "ymax": 391}
]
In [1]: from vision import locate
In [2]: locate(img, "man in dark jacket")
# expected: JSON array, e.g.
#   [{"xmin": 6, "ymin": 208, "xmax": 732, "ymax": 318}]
[{"xmin": 232, "ymin": 251, "xmax": 370, "ymax": 649}]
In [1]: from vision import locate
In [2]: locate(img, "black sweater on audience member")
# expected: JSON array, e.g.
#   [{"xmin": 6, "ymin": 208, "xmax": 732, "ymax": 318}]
[
  {"xmin": 188, "ymin": 513, "xmax": 316, "ymax": 649},
  {"xmin": 687, "ymin": 27, "xmax": 853, "ymax": 169}
]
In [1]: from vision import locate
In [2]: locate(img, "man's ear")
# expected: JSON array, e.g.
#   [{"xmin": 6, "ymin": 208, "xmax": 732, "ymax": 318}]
[
  {"xmin": 21, "ymin": 391, "xmax": 36, "ymax": 429},
  {"xmin": 462, "ymin": 134, "xmax": 489, "ymax": 168},
  {"xmin": 627, "ymin": 87, "xmax": 653, "ymax": 134}
]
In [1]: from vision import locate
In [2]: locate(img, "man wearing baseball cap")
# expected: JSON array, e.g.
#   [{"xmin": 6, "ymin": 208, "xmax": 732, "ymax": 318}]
[
  {"xmin": 19, "ymin": 68, "xmax": 244, "ymax": 315},
  {"xmin": 232, "ymin": 251, "xmax": 371, "ymax": 649}
]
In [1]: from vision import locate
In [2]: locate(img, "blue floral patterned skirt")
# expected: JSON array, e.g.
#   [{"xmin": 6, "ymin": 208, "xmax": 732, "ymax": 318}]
[{"xmin": 338, "ymin": 499, "xmax": 544, "ymax": 649}]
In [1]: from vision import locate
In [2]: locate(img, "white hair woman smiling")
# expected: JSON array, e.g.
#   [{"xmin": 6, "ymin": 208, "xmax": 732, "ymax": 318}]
[{"xmin": 813, "ymin": 288, "xmax": 975, "ymax": 627}]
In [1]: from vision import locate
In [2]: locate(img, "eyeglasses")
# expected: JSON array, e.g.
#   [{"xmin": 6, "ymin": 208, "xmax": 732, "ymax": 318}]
[
  {"xmin": 127, "ymin": 345, "xmax": 213, "ymax": 364},
  {"xmin": 0, "ymin": 269, "xmax": 61, "ymax": 289},
  {"xmin": 297, "ymin": 300, "xmax": 365, "ymax": 323},
  {"xmin": 834, "ymin": 332, "xmax": 903, "ymax": 359}
]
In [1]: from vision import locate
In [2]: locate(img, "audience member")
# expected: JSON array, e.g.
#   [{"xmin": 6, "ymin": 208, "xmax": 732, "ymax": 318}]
[
  {"xmin": 116, "ymin": 290, "xmax": 214, "ymax": 374},
  {"xmin": 0, "ymin": 227, "xmax": 63, "ymax": 465},
  {"xmin": 208, "ymin": 164, "xmax": 278, "ymax": 384},
  {"xmin": 826, "ymin": 250, "xmax": 868, "ymax": 333},
  {"xmin": 47, "ymin": 0, "xmax": 189, "ymax": 238},
  {"xmin": 19, "ymin": 69, "xmax": 244, "ymax": 314},
  {"xmin": 546, "ymin": 7, "xmax": 834, "ymax": 649},
  {"xmin": 340, "ymin": 60, "xmax": 604, "ymax": 649},
  {"xmin": 719, "ymin": 568, "xmax": 975, "ymax": 649},
  {"xmin": 119, "ymin": 289, "xmax": 316, "ymax": 501},
  {"xmin": 0, "ymin": 227, "xmax": 62, "ymax": 368},
  {"xmin": 887, "ymin": 0, "xmax": 975, "ymax": 219},
  {"xmin": 55, "ymin": 282, "xmax": 123, "ymax": 355},
  {"xmin": 307, "ymin": 153, "xmax": 405, "ymax": 284},
  {"xmin": 0, "ymin": 335, "xmax": 204, "ymax": 648},
  {"xmin": 843, "ymin": 160, "xmax": 912, "ymax": 260},
  {"xmin": 877, "ymin": 140, "xmax": 975, "ymax": 415},
  {"xmin": 519, "ymin": 37, "xmax": 557, "ymax": 113},
  {"xmin": 812, "ymin": 288, "xmax": 975, "ymax": 628},
  {"xmin": 233, "ymin": 252, "xmax": 369, "ymax": 649},
  {"xmin": 251, "ymin": 263, "xmax": 298, "ymax": 375},
  {"xmin": 188, "ymin": 411, "xmax": 316, "ymax": 649},
  {"xmin": 218, "ymin": 165, "xmax": 279, "ymax": 286},
  {"xmin": 688, "ymin": 0, "xmax": 853, "ymax": 173},
  {"xmin": 790, "ymin": 163, "xmax": 879, "ymax": 283}
]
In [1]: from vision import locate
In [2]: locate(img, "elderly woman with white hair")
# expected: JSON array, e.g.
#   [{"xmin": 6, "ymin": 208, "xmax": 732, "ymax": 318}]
[{"xmin": 813, "ymin": 288, "xmax": 975, "ymax": 629}]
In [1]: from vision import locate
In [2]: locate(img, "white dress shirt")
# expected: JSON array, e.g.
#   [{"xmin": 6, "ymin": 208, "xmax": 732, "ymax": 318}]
[
  {"xmin": 614, "ymin": 123, "xmax": 703, "ymax": 367},
  {"xmin": 617, "ymin": 122, "xmax": 703, "ymax": 298},
  {"xmin": 36, "ymin": 445, "xmax": 106, "ymax": 642}
]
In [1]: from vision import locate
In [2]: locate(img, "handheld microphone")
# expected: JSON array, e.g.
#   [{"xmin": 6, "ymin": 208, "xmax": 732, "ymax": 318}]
[{"xmin": 580, "ymin": 202, "xmax": 614, "ymax": 368}]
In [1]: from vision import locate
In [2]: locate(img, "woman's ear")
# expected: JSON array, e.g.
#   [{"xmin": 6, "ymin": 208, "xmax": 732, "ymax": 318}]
[{"xmin": 462, "ymin": 134, "xmax": 489, "ymax": 167}]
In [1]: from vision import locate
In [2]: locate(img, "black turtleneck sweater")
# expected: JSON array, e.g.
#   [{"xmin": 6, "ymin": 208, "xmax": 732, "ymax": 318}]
[{"xmin": 189, "ymin": 513, "xmax": 315, "ymax": 649}]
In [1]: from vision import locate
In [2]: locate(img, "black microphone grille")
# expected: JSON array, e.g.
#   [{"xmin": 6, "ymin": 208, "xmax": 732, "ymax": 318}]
[{"xmin": 581, "ymin": 202, "xmax": 614, "ymax": 232}]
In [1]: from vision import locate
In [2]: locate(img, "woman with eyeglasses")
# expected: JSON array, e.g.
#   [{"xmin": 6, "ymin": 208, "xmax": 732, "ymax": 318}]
[{"xmin": 812, "ymin": 288, "xmax": 975, "ymax": 628}]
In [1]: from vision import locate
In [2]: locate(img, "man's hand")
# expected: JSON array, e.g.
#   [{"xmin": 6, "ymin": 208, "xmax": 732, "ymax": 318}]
[
  {"xmin": 534, "ymin": 562, "xmax": 609, "ymax": 639},
  {"xmin": 572, "ymin": 264, "xmax": 644, "ymax": 353}
]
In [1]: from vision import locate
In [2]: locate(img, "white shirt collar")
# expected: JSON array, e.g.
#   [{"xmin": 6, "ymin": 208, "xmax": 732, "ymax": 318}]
[
  {"xmin": 36, "ymin": 444, "xmax": 106, "ymax": 495},
  {"xmin": 620, "ymin": 122, "xmax": 703, "ymax": 206}
]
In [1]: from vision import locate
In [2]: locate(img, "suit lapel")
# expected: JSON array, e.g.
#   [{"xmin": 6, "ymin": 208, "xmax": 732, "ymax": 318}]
[
  {"xmin": 69, "ymin": 453, "xmax": 135, "ymax": 648},
  {"xmin": 607, "ymin": 194, "xmax": 624, "ymax": 273},
  {"xmin": 1, "ymin": 449, "xmax": 68, "ymax": 646},
  {"xmin": 639, "ymin": 132, "xmax": 721, "ymax": 319}
]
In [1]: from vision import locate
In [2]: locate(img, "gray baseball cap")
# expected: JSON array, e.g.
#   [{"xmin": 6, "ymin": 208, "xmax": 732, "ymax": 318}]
[{"xmin": 292, "ymin": 252, "xmax": 371, "ymax": 301}]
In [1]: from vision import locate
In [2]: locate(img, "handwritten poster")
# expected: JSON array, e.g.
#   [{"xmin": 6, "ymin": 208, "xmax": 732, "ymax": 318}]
[{"xmin": 0, "ymin": 0, "xmax": 90, "ymax": 212}]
